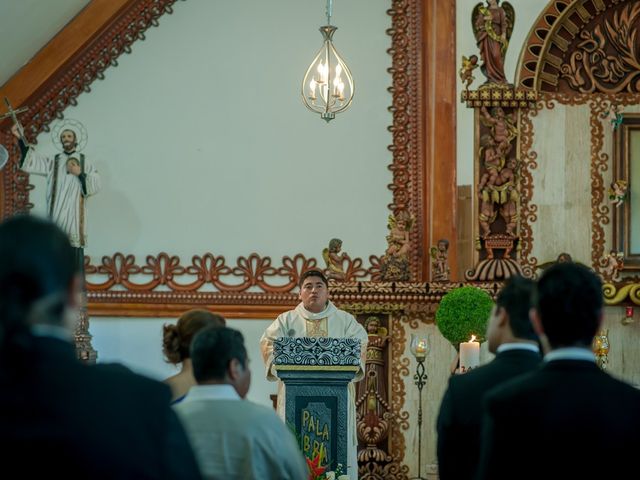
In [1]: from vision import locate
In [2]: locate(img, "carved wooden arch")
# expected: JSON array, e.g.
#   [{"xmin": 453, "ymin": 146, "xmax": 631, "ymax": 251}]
[{"xmin": 516, "ymin": 0, "xmax": 640, "ymax": 94}]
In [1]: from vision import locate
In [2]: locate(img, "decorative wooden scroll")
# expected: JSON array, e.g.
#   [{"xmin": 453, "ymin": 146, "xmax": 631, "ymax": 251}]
[
  {"xmin": 517, "ymin": 0, "xmax": 640, "ymax": 94},
  {"xmin": 84, "ymin": 252, "xmax": 383, "ymax": 293}
]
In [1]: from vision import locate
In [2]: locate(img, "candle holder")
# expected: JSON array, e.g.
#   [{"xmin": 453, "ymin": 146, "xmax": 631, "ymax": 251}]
[
  {"xmin": 409, "ymin": 334, "xmax": 428, "ymax": 480},
  {"xmin": 622, "ymin": 306, "xmax": 634, "ymax": 326}
]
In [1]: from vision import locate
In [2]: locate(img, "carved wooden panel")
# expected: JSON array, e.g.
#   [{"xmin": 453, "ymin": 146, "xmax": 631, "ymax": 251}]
[{"xmin": 517, "ymin": 0, "xmax": 640, "ymax": 94}]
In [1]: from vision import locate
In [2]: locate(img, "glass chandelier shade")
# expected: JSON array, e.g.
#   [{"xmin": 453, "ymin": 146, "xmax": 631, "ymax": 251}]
[{"xmin": 301, "ymin": 2, "xmax": 354, "ymax": 122}]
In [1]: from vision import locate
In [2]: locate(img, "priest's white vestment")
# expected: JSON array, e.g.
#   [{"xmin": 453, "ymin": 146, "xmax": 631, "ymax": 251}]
[{"xmin": 260, "ymin": 301, "xmax": 368, "ymax": 480}]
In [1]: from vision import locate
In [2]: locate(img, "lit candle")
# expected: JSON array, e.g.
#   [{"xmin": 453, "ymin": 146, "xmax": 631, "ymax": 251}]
[
  {"xmin": 309, "ymin": 79, "xmax": 317, "ymax": 100},
  {"xmin": 459, "ymin": 334, "xmax": 480, "ymax": 373},
  {"xmin": 410, "ymin": 334, "xmax": 428, "ymax": 359}
]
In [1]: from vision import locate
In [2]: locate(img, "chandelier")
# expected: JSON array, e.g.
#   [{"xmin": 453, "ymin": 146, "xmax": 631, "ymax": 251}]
[{"xmin": 301, "ymin": 0, "xmax": 354, "ymax": 122}]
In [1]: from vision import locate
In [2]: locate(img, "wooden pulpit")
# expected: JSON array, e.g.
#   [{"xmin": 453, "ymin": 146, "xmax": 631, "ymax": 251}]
[{"xmin": 273, "ymin": 337, "xmax": 360, "ymax": 471}]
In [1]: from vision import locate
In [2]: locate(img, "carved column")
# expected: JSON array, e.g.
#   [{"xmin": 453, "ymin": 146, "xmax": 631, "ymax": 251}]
[{"xmin": 462, "ymin": 88, "xmax": 537, "ymax": 281}]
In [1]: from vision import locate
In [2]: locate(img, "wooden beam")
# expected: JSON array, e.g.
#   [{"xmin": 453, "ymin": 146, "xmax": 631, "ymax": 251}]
[
  {"xmin": 422, "ymin": 0, "xmax": 458, "ymax": 280},
  {"xmin": 0, "ymin": 0, "xmax": 132, "ymax": 108}
]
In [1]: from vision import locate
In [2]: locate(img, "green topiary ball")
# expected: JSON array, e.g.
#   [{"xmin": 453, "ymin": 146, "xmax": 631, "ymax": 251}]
[{"xmin": 436, "ymin": 286, "xmax": 494, "ymax": 348}]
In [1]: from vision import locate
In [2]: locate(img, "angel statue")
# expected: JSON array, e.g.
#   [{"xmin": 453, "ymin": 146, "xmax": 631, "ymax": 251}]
[
  {"xmin": 604, "ymin": 104, "xmax": 624, "ymax": 130},
  {"xmin": 608, "ymin": 180, "xmax": 628, "ymax": 208},
  {"xmin": 385, "ymin": 211, "xmax": 414, "ymax": 258},
  {"xmin": 472, "ymin": 0, "xmax": 515, "ymax": 85},
  {"xmin": 380, "ymin": 211, "xmax": 415, "ymax": 281},
  {"xmin": 322, "ymin": 238, "xmax": 347, "ymax": 281},
  {"xmin": 430, "ymin": 239, "xmax": 451, "ymax": 282},
  {"xmin": 600, "ymin": 250, "xmax": 624, "ymax": 282},
  {"xmin": 459, "ymin": 55, "xmax": 479, "ymax": 91}
]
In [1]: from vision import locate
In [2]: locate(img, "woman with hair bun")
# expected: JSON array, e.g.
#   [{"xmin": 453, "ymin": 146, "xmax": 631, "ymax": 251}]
[{"xmin": 163, "ymin": 309, "xmax": 225, "ymax": 403}]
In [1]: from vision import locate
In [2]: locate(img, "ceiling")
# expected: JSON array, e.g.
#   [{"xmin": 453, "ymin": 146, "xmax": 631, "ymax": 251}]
[{"xmin": 0, "ymin": 0, "xmax": 91, "ymax": 87}]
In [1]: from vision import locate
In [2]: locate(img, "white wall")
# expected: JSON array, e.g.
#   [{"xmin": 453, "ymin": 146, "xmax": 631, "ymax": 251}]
[
  {"xmin": 456, "ymin": 0, "xmax": 548, "ymax": 185},
  {"xmin": 30, "ymin": 0, "xmax": 392, "ymax": 263}
]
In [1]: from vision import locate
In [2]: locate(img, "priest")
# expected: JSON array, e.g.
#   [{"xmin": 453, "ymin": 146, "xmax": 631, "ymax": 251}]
[{"xmin": 260, "ymin": 269, "xmax": 368, "ymax": 480}]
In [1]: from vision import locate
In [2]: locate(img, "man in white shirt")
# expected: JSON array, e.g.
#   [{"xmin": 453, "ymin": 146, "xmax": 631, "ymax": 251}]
[
  {"xmin": 260, "ymin": 269, "xmax": 368, "ymax": 480},
  {"xmin": 174, "ymin": 326, "xmax": 307, "ymax": 480}
]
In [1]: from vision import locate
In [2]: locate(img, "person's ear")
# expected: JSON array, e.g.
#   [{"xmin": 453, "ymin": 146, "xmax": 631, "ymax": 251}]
[
  {"xmin": 529, "ymin": 308, "xmax": 544, "ymax": 336},
  {"xmin": 530, "ymin": 308, "xmax": 550, "ymax": 354},
  {"xmin": 228, "ymin": 358, "xmax": 243, "ymax": 381},
  {"xmin": 496, "ymin": 306, "xmax": 508, "ymax": 327}
]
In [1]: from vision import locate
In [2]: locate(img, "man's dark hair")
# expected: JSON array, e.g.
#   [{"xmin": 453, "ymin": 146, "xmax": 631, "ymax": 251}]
[
  {"xmin": 496, "ymin": 275, "xmax": 536, "ymax": 341},
  {"xmin": 298, "ymin": 269, "xmax": 329, "ymax": 289},
  {"xmin": 533, "ymin": 262, "xmax": 603, "ymax": 348},
  {"xmin": 191, "ymin": 326, "xmax": 247, "ymax": 383},
  {"xmin": 0, "ymin": 215, "xmax": 78, "ymax": 349}
]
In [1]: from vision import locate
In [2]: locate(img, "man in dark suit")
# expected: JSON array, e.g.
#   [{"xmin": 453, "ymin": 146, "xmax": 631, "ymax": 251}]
[
  {"xmin": 436, "ymin": 275, "xmax": 541, "ymax": 480},
  {"xmin": 477, "ymin": 262, "xmax": 640, "ymax": 480},
  {"xmin": 0, "ymin": 215, "xmax": 201, "ymax": 479}
]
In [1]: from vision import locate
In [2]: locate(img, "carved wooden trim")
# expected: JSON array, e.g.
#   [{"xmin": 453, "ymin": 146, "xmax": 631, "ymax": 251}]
[
  {"xmin": 518, "ymin": 102, "xmax": 542, "ymax": 274},
  {"xmin": 516, "ymin": 0, "xmax": 640, "ymax": 94},
  {"xmin": 0, "ymin": 130, "xmax": 33, "ymax": 217},
  {"xmin": 0, "ymin": 0, "xmax": 133, "ymax": 109},
  {"xmin": 84, "ymin": 252, "xmax": 384, "ymax": 293},
  {"xmin": 589, "ymin": 95, "xmax": 612, "ymax": 274},
  {"xmin": 604, "ymin": 281, "xmax": 640, "ymax": 305},
  {"xmin": 612, "ymin": 111, "xmax": 640, "ymax": 270},
  {"xmin": 387, "ymin": 0, "xmax": 424, "ymax": 280},
  {"xmin": 87, "ymin": 280, "xmax": 501, "ymax": 318},
  {"xmin": 386, "ymin": 313, "xmax": 411, "ymax": 480}
]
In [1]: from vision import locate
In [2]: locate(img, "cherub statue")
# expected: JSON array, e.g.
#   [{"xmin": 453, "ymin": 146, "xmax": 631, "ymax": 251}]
[
  {"xmin": 497, "ymin": 157, "xmax": 519, "ymax": 237},
  {"xmin": 603, "ymin": 104, "xmax": 624, "ymax": 130},
  {"xmin": 477, "ymin": 134, "xmax": 504, "ymax": 192},
  {"xmin": 430, "ymin": 239, "xmax": 451, "ymax": 282},
  {"xmin": 380, "ymin": 211, "xmax": 415, "ymax": 281},
  {"xmin": 459, "ymin": 54, "xmax": 479, "ymax": 90},
  {"xmin": 608, "ymin": 180, "xmax": 628, "ymax": 207},
  {"xmin": 385, "ymin": 211, "xmax": 414, "ymax": 258},
  {"xmin": 472, "ymin": 0, "xmax": 515, "ymax": 85},
  {"xmin": 600, "ymin": 250, "xmax": 624, "ymax": 282},
  {"xmin": 322, "ymin": 238, "xmax": 347, "ymax": 281},
  {"xmin": 480, "ymin": 105, "xmax": 517, "ymax": 156}
]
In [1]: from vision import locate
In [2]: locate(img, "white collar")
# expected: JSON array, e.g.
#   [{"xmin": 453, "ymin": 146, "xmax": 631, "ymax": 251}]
[
  {"xmin": 496, "ymin": 342, "xmax": 540, "ymax": 354},
  {"xmin": 295, "ymin": 300, "xmax": 336, "ymax": 321},
  {"xmin": 544, "ymin": 347, "xmax": 595, "ymax": 363},
  {"xmin": 184, "ymin": 384, "xmax": 241, "ymax": 402}
]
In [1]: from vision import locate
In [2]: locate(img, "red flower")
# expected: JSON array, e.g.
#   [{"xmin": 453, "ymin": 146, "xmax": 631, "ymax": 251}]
[{"xmin": 306, "ymin": 452, "xmax": 327, "ymax": 480}]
